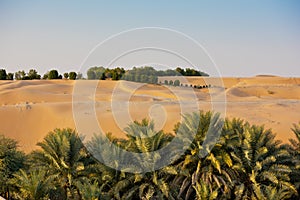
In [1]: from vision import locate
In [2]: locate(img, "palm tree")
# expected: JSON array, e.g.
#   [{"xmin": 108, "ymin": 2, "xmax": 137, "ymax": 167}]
[
  {"xmin": 223, "ymin": 119, "xmax": 297, "ymax": 199},
  {"xmin": 261, "ymin": 186, "xmax": 294, "ymax": 200},
  {"xmin": 75, "ymin": 179, "xmax": 101, "ymax": 200},
  {"xmin": 193, "ymin": 179, "xmax": 218, "ymax": 200},
  {"xmin": 13, "ymin": 169, "xmax": 57, "ymax": 199},
  {"xmin": 0, "ymin": 135, "xmax": 25, "ymax": 199},
  {"xmin": 287, "ymin": 122, "xmax": 300, "ymax": 198},
  {"xmin": 87, "ymin": 119, "xmax": 177, "ymax": 199},
  {"xmin": 171, "ymin": 111, "xmax": 233, "ymax": 200},
  {"xmin": 32, "ymin": 128, "xmax": 90, "ymax": 199}
]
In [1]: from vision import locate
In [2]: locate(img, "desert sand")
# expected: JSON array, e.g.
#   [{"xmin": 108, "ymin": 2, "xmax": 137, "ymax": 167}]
[{"xmin": 0, "ymin": 76, "xmax": 299, "ymax": 152}]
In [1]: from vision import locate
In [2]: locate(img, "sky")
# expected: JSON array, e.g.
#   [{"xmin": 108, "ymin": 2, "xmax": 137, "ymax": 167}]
[{"xmin": 0, "ymin": 0, "xmax": 300, "ymax": 77}]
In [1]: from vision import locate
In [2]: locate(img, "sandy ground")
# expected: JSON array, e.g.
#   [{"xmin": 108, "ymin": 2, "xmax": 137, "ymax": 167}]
[{"xmin": 0, "ymin": 76, "xmax": 299, "ymax": 152}]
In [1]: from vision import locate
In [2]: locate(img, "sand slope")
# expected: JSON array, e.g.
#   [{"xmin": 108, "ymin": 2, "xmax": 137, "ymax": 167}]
[{"xmin": 0, "ymin": 77, "xmax": 299, "ymax": 152}]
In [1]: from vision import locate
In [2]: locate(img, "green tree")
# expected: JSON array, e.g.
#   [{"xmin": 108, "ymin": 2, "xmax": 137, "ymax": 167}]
[
  {"xmin": 69, "ymin": 72, "xmax": 77, "ymax": 80},
  {"xmin": 172, "ymin": 112, "xmax": 232, "ymax": 199},
  {"xmin": 0, "ymin": 69, "xmax": 7, "ymax": 80},
  {"xmin": 15, "ymin": 70, "xmax": 26, "ymax": 80},
  {"xmin": 288, "ymin": 122, "xmax": 300, "ymax": 198},
  {"xmin": 63, "ymin": 72, "xmax": 69, "ymax": 79},
  {"xmin": 112, "ymin": 72, "xmax": 118, "ymax": 80},
  {"xmin": 87, "ymin": 66, "xmax": 106, "ymax": 80},
  {"xmin": 28, "ymin": 69, "xmax": 41, "ymax": 80},
  {"xmin": 0, "ymin": 135, "xmax": 26, "ymax": 199},
  {"xmin": 13, "ymin": 169, "xmax": 57, "ymax": 200},
  {"xmin": 174, "ymin": 80, "xmax": 180, "ymax": 86},
  {"xmin": 6, "ymin": 73, "xmax": 14, "ymax": 80},
  {"xmin": 48, "ymin": 70, "xmax": 59, "ymax": 79},
  {"xmin": 113, "ymin": 119, "xmax": 176, "ymax": 199},
  {"xmin": 75, "ymin": 180, "xmax": 100, "ymax": 200},
  {"xmin": 175, "ymin": 67, "xmax": 185, "ymax": 76},
  {"xmin": 222, "ymin": 119, "xmax": 296, "ymax": 199},
  {"xmin": 42, "ymin": 73, "xmax": 48, "ymax": 80},
  {"xmin": 101, "ymin": 72, "xmax": 106, "ymax": 80},
  {"xmin": 32, "ymin": 129, "xmax": 90, "ymax": 198},
  {"xmin": 87, "ymin": 70, "xmax": 96, "ymax": 80}
]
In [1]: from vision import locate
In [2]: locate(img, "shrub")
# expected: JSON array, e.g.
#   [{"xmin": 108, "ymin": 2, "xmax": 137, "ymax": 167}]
[
  {"xmin": 48, "ymin": 70, "xmax": 59, "ymax": 79},
  {"xmin": 174, "ymin": 79, "xmax": 180, "ymax": 86},
  {"xmin": 63, "ymin": 73, "xmax": 69, "ymax": 79},
  {"xmin": 0, "ymin": 69, "xmax": 7, "ymax": 80},
  {"xmin": 7, "ymin": 73, "xmax": 14, "ymax": 80},
  {"xmin": 28, "ymin": 69, "xmax": 41, "ymax": 80},
  {"xmin": 69, "ymin": 72, "xmax": 77, "ymax": 80}
]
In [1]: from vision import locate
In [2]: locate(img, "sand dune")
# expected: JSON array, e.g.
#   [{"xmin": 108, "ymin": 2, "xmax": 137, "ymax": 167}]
[{"xmin": 0, "ymin": 77, "xmax": 299, "ymax": 152}]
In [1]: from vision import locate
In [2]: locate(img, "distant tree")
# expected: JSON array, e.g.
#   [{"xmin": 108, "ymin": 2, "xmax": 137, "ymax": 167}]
[
  {"xmin": 76, "ymin": 72, "xmax": 83, "ymax": 79},
  {"xmin": 87, "ymin": 70, "xmax": 96, "ymax": 79},
  {"xmin": 0, "ymin": 69, "xmax": 7, "ymax": 80},
  {"xmin": 174, "ymin": 79, "xmax": 180, "ymax": 86},
  {"xmin": 58, "ymin": 74, "xmax": 62, "ymax": 79},
  {"xmin": 175, "ymin": 67, "xmax": 185, "ymax": 76},
  {"xmin": 48, "ymin": 70, "xmax": 59, "ymax": 79},
  {"xmin": 15, "ymin": 70, "xmax": 26, "ymax": 80},
  {"xmin": 69, "ymin": 72, "xmax": 77, "ymax": 80},
  {"xmin": 105, "ymin": 69, "xmax": 112, "ymax": 78},
  {"xmin": 140, "ymin": 75, "xmax": 148, "ymax": 83},
  {"xmin": 63, "ymin": 72, "xmax": 69, "ymax": 79},
  {"xmin": 28, "ymin": 69, "xmax": 41, "ymax": 80},
  {"xmin": 164, "ymin": 80, "xmax": 169, "ymax": 85},
  {"xmin": 42, "ymin": 73, "xmax": 48, "ymax": 80},
  {"xmin": 7, "ymin": 73, "xmax": 14, "ymax": 80},
  {"xmin": 149, "ymin": 75, "xmax": 158, "ymax": 84},
  {"xmin": 169, "ymin": 80, "xmax": 173, "ymax": 86},
  {"xmin": 112, "ymin": 72, "xmax": 118, "ymax": 80},
  {"xmin": 87, "ymin": 66, "xmax": 106, "ymax": 80},
  {"xmin": 165, "ymin": 69, "xmax": 177, "ymax": 76},
  {"xmin": 100, "ymin": 73, "xmax": 106, "ymax": 80}
]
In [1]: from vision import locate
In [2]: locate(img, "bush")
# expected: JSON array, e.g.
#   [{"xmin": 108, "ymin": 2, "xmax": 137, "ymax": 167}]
[
  {"xmin": 63, "ymin": 73, "xmax": 69, "ymax": 79},
  {"xmin": 48, "ymin": 70, "xmax": 59, "ymax": 79},
  {"xmin": 174, "ymin": 80, "xmax": 180, "ymax": 86},
  {"xmin": 7, "ymin": 73, "xmax": 14, "ymax": 80},
  {"xmin": 87, "ymin": 70, "xmax": 96, "ymax": 79},
  {"xmin": 69, "ymin": 72, "xmax": 77, "ymax": 80},
  {"xmin": 42, "ymin": 73, "xmax": 48, "ymax": 80},
  {"xmin": 0, "ymin": 69, "xmax": 7, "ymax": 80},
  {"xmin": 28, "ymin": 69, "xmax": 41, "ymax": 80}
]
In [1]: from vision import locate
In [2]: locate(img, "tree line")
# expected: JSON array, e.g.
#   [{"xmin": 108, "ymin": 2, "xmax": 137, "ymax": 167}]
[
  {"xmin": 0, "ymin": 69, "xmax": 78, "ymax": 80},
  {"xmin": 87, "ymin": 66, "xmax": 209, "ymax": 84},
  {"xmin": 0, "ymin": 66, "xmax": 209, "ymax": 82},
  {"xmin": 0, "ymin": 111, "xmax": 299, "ymax": 199}
]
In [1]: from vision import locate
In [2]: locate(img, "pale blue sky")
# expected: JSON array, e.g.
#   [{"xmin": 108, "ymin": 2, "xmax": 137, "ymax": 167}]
[{"xmin": 0, "ymin": 0, "xmax": 299, "ymax": 76}]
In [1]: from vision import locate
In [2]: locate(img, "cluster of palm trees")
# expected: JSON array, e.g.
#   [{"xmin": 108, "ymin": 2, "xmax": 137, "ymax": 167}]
[{"xmin": 0, "ymin": 111, "xmax": 299, "ymax": 199}]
